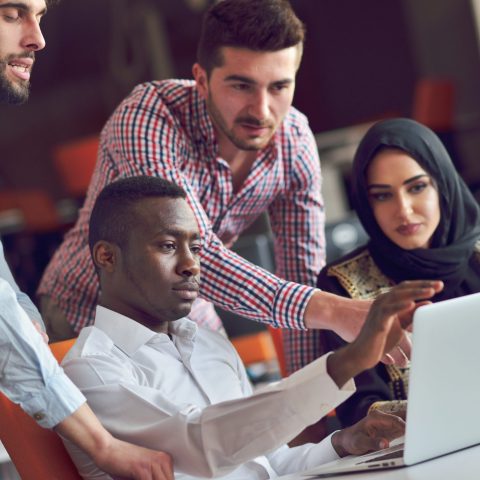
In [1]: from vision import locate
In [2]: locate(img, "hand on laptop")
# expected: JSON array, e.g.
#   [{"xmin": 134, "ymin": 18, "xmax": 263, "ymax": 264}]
[
  {"xmin": 331, "ymin": 409, "xmax": 405, "ymax": 457},
  {"xmin": 327, "ymin": 280, "xmax": 443, "ymax": 388}
]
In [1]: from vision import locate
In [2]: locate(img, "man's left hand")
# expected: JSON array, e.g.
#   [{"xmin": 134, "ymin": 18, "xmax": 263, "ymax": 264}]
[{"xmin": 331, "ymin": 409, "xmax": 405, "ymax": 457}]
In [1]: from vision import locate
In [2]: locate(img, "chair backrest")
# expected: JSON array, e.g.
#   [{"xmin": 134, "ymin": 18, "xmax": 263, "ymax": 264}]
[
  {"xmin": 53, "ymin": 135, "xmax": 99, "ymax": 198},
  {"xmin": 0, "ymin": 339, "xmax": 81, "ymax": 480},
  {"xmin": 0, "ymin": 189, "xmax": 60, "ymax": 233},
  {"xmin": 267, "ymin": 326, "xmax": 287, "ymax": 377}
]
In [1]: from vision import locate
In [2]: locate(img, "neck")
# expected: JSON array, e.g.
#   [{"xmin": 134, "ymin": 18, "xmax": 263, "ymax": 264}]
[
  {"xmin": 98, "ymin": 297, "xmax": 170, "ymax": 335},
  {"xmin": 217, "ymin": 138, "xmax": 257, "ymax": 194}
]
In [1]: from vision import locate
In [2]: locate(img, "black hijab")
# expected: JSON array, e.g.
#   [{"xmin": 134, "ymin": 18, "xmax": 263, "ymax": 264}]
[{"xmin": 352, "ymin": 118, "xmax": 480, "ymax": 300}]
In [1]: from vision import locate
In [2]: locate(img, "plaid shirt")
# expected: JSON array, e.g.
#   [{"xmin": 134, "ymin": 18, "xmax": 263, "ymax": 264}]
[{"xmin": 39, "ymin": 79, "xmax": 325, "ymax": 370}]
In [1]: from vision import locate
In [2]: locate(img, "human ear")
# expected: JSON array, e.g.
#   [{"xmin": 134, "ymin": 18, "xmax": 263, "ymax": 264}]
[
  {"xmin": 192, "ymin": 63, "xmax": 209, "ymax": 99},
  {"xmin": 93, "ymin": 241, "xmax": 117, "ymax": 273}
]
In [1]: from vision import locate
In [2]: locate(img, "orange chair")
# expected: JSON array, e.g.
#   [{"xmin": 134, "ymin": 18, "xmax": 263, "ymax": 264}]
[
  {"xmin": 0, "ymin": 189, "xmax": 60, "ymax": 233},
  {"xmin": 0, "ymin": 339, "xmax": 81, "ymax": 480},
  {"xmin": 267, "ymin": 326, "xmax": 288, "ymax": 377},
  {"xmin": 53, "ymin": 135, "xmax": 99, "ymax": 198},
  {"xmin": 231, "ymin": 331, "xmax": 278, "ymax": 367}
]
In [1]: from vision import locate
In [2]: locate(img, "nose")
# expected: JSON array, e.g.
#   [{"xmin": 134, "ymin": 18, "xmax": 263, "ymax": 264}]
[
  {"xmin": 176, "ymin": 248, "xmax": 200, "ymax": 277},
  {"xmin": 21, "ymin": 18, "xmax": 46, "ymax": 52},
  {"xmin": 249, "ymin": 89, "xmax": 269, "ymax": 121},
  {"xmin": 396, "ymin": 193, "xmax": 414, "ymax": 218}
]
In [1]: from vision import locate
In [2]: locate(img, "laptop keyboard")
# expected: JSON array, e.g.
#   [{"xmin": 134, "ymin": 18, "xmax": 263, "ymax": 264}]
[{"xmin": 357, "ymin": 447, "xmax": 404, "ymax": 464}]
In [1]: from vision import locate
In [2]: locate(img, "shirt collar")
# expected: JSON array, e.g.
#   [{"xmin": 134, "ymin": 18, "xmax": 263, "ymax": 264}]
[{"xmin": 94, "ymin": 306, "xmax": 198, "ymax": 357}]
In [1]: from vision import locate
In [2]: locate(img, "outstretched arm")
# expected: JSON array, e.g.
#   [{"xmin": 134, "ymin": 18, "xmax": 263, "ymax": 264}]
[{"xmin": 326, "ymin": 280, "xmax": 443, "ymax": 388}]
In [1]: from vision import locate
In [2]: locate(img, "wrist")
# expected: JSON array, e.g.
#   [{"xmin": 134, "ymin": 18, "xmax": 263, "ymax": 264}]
[
  {"xmin": 326, "ymin": 345, "xmax": 363, "ymax": 389},
  {"xmin": 304, "ymin": 290, "xmax": 341, "ymax": 330},
  {"xmin": 331, "ymin": 430, "xmax": 349, "ymax": 457},
  {"xmin": 89, "ymin": 429, "xmax": 115, "ymax": 466}
]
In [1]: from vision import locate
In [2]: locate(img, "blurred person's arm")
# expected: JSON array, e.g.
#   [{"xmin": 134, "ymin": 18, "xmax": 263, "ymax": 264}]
[
  {"xmin": 56, "ymin": 404, "xmax": 173, "ymax": 480},
  {"xmin": 0, "ymin": 241, "xmax": 43, "ymax": 326}
]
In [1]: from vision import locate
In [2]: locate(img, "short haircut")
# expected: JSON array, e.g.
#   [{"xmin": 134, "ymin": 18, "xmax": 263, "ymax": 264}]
[
  {"xmin": 45, "ymin": 0, "xmax": 60, "ymax": 7},
  {"xmin": 197, "ymin": 0, "xmax": 305, "ymax": 75},
  {"xmin": 88, "ymin": 176, "xmax": 187, "ymax": 256}
]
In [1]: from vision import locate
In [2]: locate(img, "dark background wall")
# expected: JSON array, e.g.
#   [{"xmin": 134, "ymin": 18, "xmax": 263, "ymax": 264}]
[{"xmin": 1, "ymin": 0, "xmax": 479, "ymax": 197}]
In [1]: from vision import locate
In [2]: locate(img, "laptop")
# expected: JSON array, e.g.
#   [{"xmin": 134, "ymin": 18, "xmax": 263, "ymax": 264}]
[{"xmin": 282, "ymin": 291, "xmax": 480, "ymax": 478}]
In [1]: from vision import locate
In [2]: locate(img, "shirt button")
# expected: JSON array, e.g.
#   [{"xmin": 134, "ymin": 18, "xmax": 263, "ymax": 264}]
[{"xmin": 33, "ymin": 412, "xmax": 45, "ymax": 421}]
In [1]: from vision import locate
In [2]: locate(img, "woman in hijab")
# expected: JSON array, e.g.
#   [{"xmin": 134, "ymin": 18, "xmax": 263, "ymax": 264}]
[{"xmin": 314, "ymin": 117, "xmax": 480, "ymax": 430}]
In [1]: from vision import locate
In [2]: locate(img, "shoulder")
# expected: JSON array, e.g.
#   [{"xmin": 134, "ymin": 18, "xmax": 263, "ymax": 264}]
[
  {"xmin": 279, "ymin": 106, "xmax": 316, "ymax": 149},
  {"xmin": 320, "ymin": 246, "xmax": 394, "ymax": 299},
  {"xmin": 62, "ymin": 327, "xmax": 133, "ymax": 389},
  {"xmin": 277, "ymin": 107, "xmax": 319, "ymax": 188},
  {"xmin": 114, "ymin": 79, "xmax": 198, "ymax": 119}
]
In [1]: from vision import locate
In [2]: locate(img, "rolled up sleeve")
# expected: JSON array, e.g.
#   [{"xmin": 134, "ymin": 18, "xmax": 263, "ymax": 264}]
[{"xmin": 0, "ymin": 279, "xmax": 85, "ymax": 428}]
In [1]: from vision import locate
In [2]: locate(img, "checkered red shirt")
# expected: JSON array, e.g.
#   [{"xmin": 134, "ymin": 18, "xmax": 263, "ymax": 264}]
[{"xmin": 39, "ymin": 79, "xmax": 325, "ymax": 370}]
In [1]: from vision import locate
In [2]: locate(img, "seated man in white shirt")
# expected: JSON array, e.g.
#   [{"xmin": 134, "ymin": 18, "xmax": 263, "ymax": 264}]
[{"xmin": 62, "ymin": 176, "xmax": 442, "ymax": 479}]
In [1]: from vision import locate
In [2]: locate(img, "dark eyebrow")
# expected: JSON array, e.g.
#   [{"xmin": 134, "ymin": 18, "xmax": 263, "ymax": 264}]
[
  {"xmin": 367, "ymin": 174, "xmax": 429, "ymax": 190},
  {"xmin": 224, "ymin": 75, "xmax": 256, "ymax": 85},
  {"xmin": 224, "ymin": 74, "xmax": 293, "ymax": 87},
  {"xmin": 157, "ymin": 229, "xmax": 202, "ymax": 240},
  {"xmin": 0, "ymin": 2, "xmax": 47, "ymax": 15}
]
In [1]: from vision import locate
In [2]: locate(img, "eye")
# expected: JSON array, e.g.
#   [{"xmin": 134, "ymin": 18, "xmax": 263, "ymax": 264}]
[
  {"xmin": 2, "ymin": 14, "xmax": 19, "ymax": 22},
  {"xmin": 159, "ymin": 242, "xmax": 176, "ymax": 252},
  {"xmin": 409, "ymin": 182, "xmax": 427, "ymax": 194},
  {"xmin": 270, "ymin": 83, "xmax": 290, "ymax": 93},
  {"xmin": 190, "ymin": 244, "xmax": 203, "ymax": 255},
  {"xmin": 231, "ymin": 83, "xmax": 251, "ymax": 92},
  {"xmin": 1, "ymin": 8, "xmax": 21, "ymax": 22},
  {"xmin": 369, "ymin": 191, "xmax": 391, "ymax": 202}
]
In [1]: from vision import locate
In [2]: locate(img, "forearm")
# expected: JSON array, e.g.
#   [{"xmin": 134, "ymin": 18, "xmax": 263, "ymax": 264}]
[
  {"xmin": 304, "ymin": 289, "xmax": 371, "ymax": 337},
  {"xmin": 200, "ymin": 239, "xmax": 315, "ymax": 329},
  {"xmin": 54, "ymin": 403, "xmax": 112, "ymax": 462},
  {"xmin": 58, "ymin": 404, "xmax": 174, "ymax": 480}
]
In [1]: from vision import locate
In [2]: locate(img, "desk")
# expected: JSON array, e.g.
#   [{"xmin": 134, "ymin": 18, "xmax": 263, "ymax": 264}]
[{"xmin": 276, "ymin": 443, "xmax": 480, "ymax": 480}]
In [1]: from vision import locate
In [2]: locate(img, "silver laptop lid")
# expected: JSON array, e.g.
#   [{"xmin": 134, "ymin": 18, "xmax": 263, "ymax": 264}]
[{"xmin": 404, "ymin": 292, "xmax": 480, "ymax": 465}]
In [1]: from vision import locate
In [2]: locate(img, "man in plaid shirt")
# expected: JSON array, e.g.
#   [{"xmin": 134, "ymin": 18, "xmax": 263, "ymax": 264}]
[{"xmin": 39, "ymin": 0, "xmax": 409, "ymax": 373}]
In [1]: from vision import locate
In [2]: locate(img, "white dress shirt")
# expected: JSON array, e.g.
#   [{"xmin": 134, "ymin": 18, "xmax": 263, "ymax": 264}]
[{"xmin": 62, "ymin": 306, "xmax": 355, "ymax": 479}]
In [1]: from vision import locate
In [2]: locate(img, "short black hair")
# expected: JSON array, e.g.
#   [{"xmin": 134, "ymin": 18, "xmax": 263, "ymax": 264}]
[
  {"xmin": 197, "ymin": 0, "xmax": 305, "ymax": 75},
  {"xmin": 88, "ymin": 176, "xmax": 187, "ymax": 256}
]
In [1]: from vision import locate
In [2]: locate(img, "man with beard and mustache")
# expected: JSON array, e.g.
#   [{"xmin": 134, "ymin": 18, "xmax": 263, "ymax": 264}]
[
  {"xmin": 0, "ymin": 1, "xmax": 173, "ymax": 478},
  {"xmin": 40, "ymin": 0, "xmax": 411, "ymax": 373}
]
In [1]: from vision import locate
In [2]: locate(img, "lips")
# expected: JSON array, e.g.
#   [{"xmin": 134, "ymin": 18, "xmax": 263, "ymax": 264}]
[
  {"xmin": 172, "ymin": 282, "xmax": 199, "ymax": 301},
  {"xmin": 6, "ymin": 56, "xmax": 34, "ymax": 81},
  {"xmin": 236, "ymin": 116, "xmax": 273, "ymax": 135},
  {"xmin": 396, "ymin": 223, "xmax": 421, "ymax": 236},
  {"xmin": 5, "ymin": 53, "xmax": 35, "ymax": 81}
]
